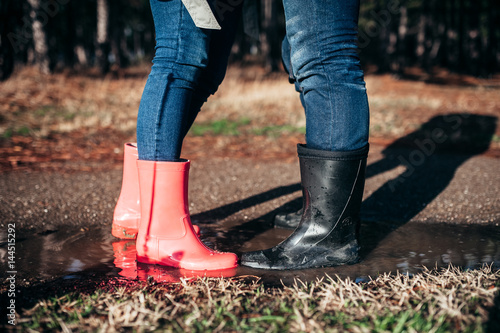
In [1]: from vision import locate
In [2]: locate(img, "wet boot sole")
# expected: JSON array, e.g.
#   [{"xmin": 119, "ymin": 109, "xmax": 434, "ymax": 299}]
[
  {"xmin": 136, "ymin": 255, "xmax": 238, "ymax": 271},
  {"xmin": 241, "ymin": 241, "xmax": 360, "ymax": 270}
]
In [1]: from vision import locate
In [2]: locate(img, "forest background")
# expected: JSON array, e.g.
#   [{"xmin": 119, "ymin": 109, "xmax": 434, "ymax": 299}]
[{"xmin": 1, "ymin": 0, "xmax": 499, "ymax": 80}]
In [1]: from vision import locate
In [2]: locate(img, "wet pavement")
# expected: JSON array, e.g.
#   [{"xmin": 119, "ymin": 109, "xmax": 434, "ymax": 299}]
[
  {"xmin": 2, "ymin": 144, "xmax": 500, "ymax": 232},
  {"xmin": 1, "ymin": 137, "xmax": 500, "ymax": 287},
  {"xmin": 1, "ymin": 222, "xmax": 499, "ymax": 287}
]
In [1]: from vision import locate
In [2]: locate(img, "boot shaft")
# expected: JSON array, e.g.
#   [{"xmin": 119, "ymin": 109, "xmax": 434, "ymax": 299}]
[
  {"xmin": 116, "ymin": 143, "xmax": 140, "ymax": 209},
  {"xmin": 137, "ymin": 159, "xmax": 190, "ymax": 239},
  {"xmin": 297, "ymin": 144, "xmax": 368, "ymax": 245},
  {"xmin": 135, "ymin": 159, "xmax": 238, "ymax": 270},
  {"xmin": 240, "ymin": 144, "xmax": 369, "ymax": 270},
  {"xmin": 112, "ymin": 143, "xmax": 141, "ymax": 238}
]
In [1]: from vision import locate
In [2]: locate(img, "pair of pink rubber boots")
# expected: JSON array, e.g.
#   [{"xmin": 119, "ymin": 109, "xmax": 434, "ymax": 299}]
[{"xmin": 112, "ymin": 143, "xmax": 237, "ymax": 270}]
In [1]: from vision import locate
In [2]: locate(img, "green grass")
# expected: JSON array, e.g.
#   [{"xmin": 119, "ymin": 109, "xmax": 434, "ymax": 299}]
[
  {"xmin": 13, "ymin": 265, "xmax": 500, "ymax": 332},
  {"xmin": 34, "ymin": 105, "xmax": 77, "ymax": 120},
  {"xmin": 189, "ymin": 118, "xmax": 251, "ymax": 136},
  {"xmin": 189, "ymin": 118, "xmax": 305, "ymax": 138},
  {"xmin": 1, "ymin": 126, "xmax": 33, "ymax": 138},
  {"xmin": 251, "ymin": 124, "xmax": 306, "ymax": 138}
]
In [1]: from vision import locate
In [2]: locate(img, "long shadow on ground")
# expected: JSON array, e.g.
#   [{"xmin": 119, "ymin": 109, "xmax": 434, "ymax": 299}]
[{"xmin": 221, "ymin": 113, "xmax": 498, "ymax": 256}]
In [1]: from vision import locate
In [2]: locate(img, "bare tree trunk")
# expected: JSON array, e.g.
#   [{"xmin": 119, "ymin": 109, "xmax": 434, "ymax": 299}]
[
  {"xmin": 372, "ymin": 0, "xmax": 397, "ymax": 74},
  {"xmin": 427, "ymin": 0, "xmax": 445, "ymax": 71},
  {"xmin": 109, "ymin": 0, "xmax": 129, "ymax": 69},
  {"xmin": 394, "ymin": 3, "xmax": 408, "ymax": 75},
  {"xmin": 27, "ymin": 0, "xmax": 50, "ymax": 74},
  {"xmin": 445, "ymin": 0, "xmax": 457, "ymax": 69},
  {"xmin": 416, "ymin": 0, "xmax": 428, "ymax": 67},
  {"xmin": 457, "ymin": 0, "xmax": 466, "ymax": 72},
  {"xmin": 260, "ymin": 0, "xmax": 280, "ymax": 72},
  {"xmin": 96, "ymin": 0, "xmax": 110, "ymax": 74},
  {"xmin": 1, "ymin": 0, "xmax": 15, "ymax": 80},
  {"xmin": 65, "ymin": 1, "xmax": 88, "ymax": 69},
  {"xmin": 487, "ymin": 0, "xmax": 499, "ymax": 74},
  {"xmin": 62, "ymin": 0, "xmax": 76, "ymax": 69},
  {"xmin": 465, "ymin": 0, "xmax": 480, "ymax": 76}
]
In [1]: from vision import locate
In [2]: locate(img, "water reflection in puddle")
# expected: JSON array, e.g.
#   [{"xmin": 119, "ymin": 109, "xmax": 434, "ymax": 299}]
[{"xmin": 1, "ymin": 222, "xmax": 499, "ymax": 287}]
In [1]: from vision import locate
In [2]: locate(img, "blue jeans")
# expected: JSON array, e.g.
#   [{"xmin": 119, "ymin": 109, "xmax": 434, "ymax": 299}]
[
  {"xmin": 137, "ymin": 0, "xmax": 369, "ymax": 161},
  {"xmin": 282, "ymin": 0, "xmax": 369, "ymax": 151},
  {"xmin": 137, "ymin": 0, "xmax": 243, "ymax": 161}
]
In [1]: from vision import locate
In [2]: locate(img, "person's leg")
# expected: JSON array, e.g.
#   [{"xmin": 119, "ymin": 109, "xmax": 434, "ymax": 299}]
[
  {"xmin": 181, "ymin": 1, "xmax": 244, "ymax": 138},
  {"xmin": 242, "ymin": 0, "xmax": 369, "ymax": 269},
  {"xmin": 114, "ymin": 1, "xmax": 242, "ymax": 241},
  {"xmin": 284, "ymin": 0, "xmax": 369, "ymax": 152},
  {"xmin": 281, "ymin": 36, "xmax": 304, "ymax": 108},
  {"xmin": 134, "ymin": 0, "xmax": 240, "ymax": 270},
  {"xmin": 136, "ymin": 0, "xmax": 211, "ymax": 161},
  {"xmin": 274, "ymin": 0, "xmax": 369, "ymax": 229},
  {"xmin": 114, "ymin": 0, "xmax": 206, "ymax": 240}
]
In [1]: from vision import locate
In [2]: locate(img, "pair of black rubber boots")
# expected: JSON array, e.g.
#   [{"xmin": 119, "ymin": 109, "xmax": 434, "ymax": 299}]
[{"xmin": 241, "ymin": 143, "xmax": 368, "ymax": 270}]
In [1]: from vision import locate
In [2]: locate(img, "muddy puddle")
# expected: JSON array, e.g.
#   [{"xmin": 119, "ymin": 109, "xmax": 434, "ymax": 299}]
[{"xmin": 1, "ymin": 222, "xmax": 499, "ymax": 287}]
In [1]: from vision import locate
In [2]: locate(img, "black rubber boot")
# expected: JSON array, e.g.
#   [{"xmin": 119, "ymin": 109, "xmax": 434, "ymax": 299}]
[{"xmin": 241, "ymin": 143, "xmax": 368, "ymax": 270}]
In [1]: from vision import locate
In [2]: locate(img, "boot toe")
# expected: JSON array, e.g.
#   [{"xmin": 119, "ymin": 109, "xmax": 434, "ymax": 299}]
[
  {"xmin": 198, "ymin": 252, "xmax": 239, "ymax": 271},
  {"xmin": 174, "ymin": 251, "xmax": 239, "ymax": 271}
]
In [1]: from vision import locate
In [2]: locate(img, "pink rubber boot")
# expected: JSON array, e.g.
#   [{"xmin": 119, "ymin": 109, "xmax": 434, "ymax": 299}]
[
  {"xmin": 112, "ymin": 143, "xmax": 141, "ymax": 239},
  {"xmin": 112, "ymin": 143, "xmax": 199, "ymax": 239},
  {"xmin": 135, "ymin": 160, "xmax": 238, "ymax": 270}
]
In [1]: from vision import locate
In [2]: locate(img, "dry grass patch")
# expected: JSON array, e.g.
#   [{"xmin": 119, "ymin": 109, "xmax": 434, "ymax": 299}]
[
  {"xmin": 2, "ymin": 66, "xmax": 499, "ymax": 144},
  {"xmin": 13, "ymin": 265, "xmax": 500, "ymax": 332},
  {"xmin": 1, "ymin": 66, "xmax": 500, "ymax": 171}
]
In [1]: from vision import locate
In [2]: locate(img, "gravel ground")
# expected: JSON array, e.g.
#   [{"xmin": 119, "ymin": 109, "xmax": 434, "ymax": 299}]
[{"xmin": 1, "ymin": 144, "xmax": 499, "ymax": 238}]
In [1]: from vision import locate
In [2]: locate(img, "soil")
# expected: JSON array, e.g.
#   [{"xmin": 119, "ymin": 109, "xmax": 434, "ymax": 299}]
[{"xmin": 1, "ymin": 65, "xmax": 499, "ymax": 173}]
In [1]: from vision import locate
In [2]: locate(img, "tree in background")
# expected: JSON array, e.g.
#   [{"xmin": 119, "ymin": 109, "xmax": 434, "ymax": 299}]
[
  {"xmin": 0, "ymin": 0, "xmax": 22, "ymax": 80},
  {"xmin": 26, "ymin": 0, "xmax": 51, "ymax": 74},
  {"xmin": 358, "ymin": 0, "xmax": 500, "ymax": 76},
  {"xmin": 96, "ymin": 0, "xmax": 110, "ymax": 74}
]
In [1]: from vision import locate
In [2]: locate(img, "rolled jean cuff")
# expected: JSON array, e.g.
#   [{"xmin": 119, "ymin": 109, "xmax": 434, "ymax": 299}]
[{"xmin": 297, "ymin": 143, "xmax": 369, "ymax": 161}]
